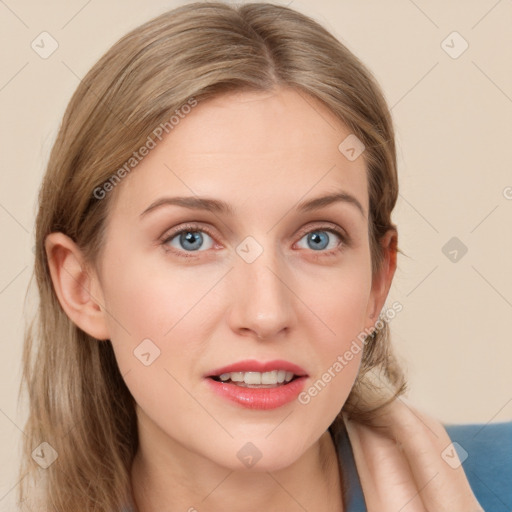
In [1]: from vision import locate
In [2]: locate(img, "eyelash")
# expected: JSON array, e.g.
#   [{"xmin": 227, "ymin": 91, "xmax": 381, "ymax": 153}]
[{"xmin": 160, "ymin": 222, "xmax": 350, "ymax": 259}]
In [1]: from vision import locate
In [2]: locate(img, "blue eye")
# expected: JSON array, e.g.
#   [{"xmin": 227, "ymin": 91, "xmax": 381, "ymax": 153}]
[
  {"xmin": 296, "ymin": 229, "xmax": 343, "ymax": 252},
  {"xmin": 163, "ymin": 226, "xmax": 215, "ymax": 253}
]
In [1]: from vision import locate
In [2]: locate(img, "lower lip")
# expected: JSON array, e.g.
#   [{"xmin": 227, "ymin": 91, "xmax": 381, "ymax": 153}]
[{"xmin": 205, "ymin": 377, "xmax": 308, "ymax": 410}]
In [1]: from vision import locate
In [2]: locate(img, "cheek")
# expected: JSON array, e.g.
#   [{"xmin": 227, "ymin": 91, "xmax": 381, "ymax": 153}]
[
  {"xmin": 98, "ymin": 250, "xmax": 226, "ymax": 394},
  {"xmin": 295, "ymin": 260, "xmax": 371, "ymax": 411},
  {"xmin": 99, "ymin": 258, "xmax": 212, "ymax": 432},
  {"xmin": 98, "ymin": 256, "xmax": 177, "ymax": 368},
  {"xmin": 298, "ymin": 255, "xmax": 372, "ymax": 345},
  {"xmin": 101, "ymin": 251, "xmax": 215, "ymax": 339}
]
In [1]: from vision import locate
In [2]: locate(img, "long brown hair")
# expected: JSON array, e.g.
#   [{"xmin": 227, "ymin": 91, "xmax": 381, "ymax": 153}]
[{"xmin": 19, "ymin": 2, "xmax": 406, "ymax": 510}]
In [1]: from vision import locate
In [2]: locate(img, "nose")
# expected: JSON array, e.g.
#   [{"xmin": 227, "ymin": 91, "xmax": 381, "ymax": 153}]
[{"xmin": 227, "ymin": 242, "xmax": 297, "ymax": 341}]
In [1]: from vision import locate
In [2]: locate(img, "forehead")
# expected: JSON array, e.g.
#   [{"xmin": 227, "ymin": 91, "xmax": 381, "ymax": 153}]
[{"xmin": 109, "ymin": 87, "xmax": 369, "ymax": 220}]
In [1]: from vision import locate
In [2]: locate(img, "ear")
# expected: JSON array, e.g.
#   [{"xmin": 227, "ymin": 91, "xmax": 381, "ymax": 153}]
[
  {"xmin": 45, "ymin": 232, "xmax": 110, "ymax": 340},
  {"xmin": 364, "ymin": 229, "xmax": 398, "ymax": 330}
]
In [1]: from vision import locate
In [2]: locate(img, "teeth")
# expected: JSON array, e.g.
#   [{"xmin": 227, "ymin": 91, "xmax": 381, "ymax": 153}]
[
  {"xmin": 261, "ymin": 370, "xmax": 277, "ymax": 384},
  {"xmin": 216, "ymin": 370, "xmax": 296, "ymax": 385}
]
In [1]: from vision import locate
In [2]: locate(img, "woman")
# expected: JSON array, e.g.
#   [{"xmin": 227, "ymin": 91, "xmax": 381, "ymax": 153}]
[{"xmin": 19, "ymin": 2, "xmax": 510, "ymax": 511}]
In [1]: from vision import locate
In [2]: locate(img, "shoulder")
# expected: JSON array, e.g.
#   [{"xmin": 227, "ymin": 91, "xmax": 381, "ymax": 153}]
[{"xmin": 444, "ymin": 421, "xmax": 512, "ymax": 511}]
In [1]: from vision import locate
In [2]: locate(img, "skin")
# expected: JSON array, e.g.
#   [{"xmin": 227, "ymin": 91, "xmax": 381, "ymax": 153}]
[{"xmin": 46, "ymin": 86, "xmax": 397, "ymax": 511}]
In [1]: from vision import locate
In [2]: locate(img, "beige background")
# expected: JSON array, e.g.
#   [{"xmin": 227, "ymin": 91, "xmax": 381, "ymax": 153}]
[{"xmin": 1, "ymin": 0, "xmax": 511, "ymax": 508}]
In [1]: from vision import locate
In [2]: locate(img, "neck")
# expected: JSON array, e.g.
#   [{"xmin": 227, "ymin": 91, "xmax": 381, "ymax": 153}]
[{"xmin": 130, "ymin": 419, "xmax": 344, "ymax": 511}]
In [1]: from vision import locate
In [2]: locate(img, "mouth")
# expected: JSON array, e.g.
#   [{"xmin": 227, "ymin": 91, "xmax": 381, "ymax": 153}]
[
  {"xmin": 205, "ymin": 359, "xmax": 308, "ymax": 387},
  {"xmin": 205, "ymin": 360, "xmax": 308, "ymax": 410},
  {"xmin": 208, "ymin": 370, "xmax": 301, "ymax": 388}
]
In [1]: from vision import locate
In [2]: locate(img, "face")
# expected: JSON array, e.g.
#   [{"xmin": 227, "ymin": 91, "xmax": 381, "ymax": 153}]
[{"xmin": 92, "ymin": 87, "xmax": 388, "ymax": 471}]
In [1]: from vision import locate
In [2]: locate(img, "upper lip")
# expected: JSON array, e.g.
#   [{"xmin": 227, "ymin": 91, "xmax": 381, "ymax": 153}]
[{"xmin": 206, "ymin": 359, "xmax": 308, "ymax": 378}]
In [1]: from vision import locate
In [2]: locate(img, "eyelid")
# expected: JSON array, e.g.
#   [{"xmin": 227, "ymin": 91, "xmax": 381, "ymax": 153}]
[
  {"xmin": 160, "ymin": 222, "xmax": 218, "ymax": 246},
  {"xmin": 294, "ymin": 221, "xmax": 348, "ymax": 241}
]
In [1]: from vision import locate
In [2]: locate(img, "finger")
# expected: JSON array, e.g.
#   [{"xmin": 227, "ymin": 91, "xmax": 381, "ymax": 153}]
[
  {"xmin": 380, "ymin": 398, "xmax": 484, "ymax": 512},
  {"xmin": 343, "ymin": 414, "xmax": 427, "ymax": 512}
]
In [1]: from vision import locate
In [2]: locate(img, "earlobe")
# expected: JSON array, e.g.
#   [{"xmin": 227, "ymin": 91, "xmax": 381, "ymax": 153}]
[{"xmin": 45, "ymin": 232, "xmax": 110, "ymax": 340}]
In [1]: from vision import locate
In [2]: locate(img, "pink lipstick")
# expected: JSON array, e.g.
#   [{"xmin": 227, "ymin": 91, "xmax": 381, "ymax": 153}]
[{"xmin": 205, "ymin": 359, "xmax": 308, "ymax": 410}]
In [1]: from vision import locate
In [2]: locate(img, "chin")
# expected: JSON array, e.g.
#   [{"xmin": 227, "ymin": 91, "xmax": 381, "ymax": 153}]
[{"xmin": 214, "ymin": 434, "xmax": 311, "ymax": 472}]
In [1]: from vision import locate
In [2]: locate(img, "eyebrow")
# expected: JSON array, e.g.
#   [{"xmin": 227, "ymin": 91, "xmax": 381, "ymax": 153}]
[{"xmin": 139, "ymin": 191, "xmax": 365, "ymax": 218}]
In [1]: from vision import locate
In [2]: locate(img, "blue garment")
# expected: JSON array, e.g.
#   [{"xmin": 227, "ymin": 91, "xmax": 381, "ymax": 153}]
[{"xmin": 121, "ymin": 421, "xmax": 512, "ymax": 511}]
